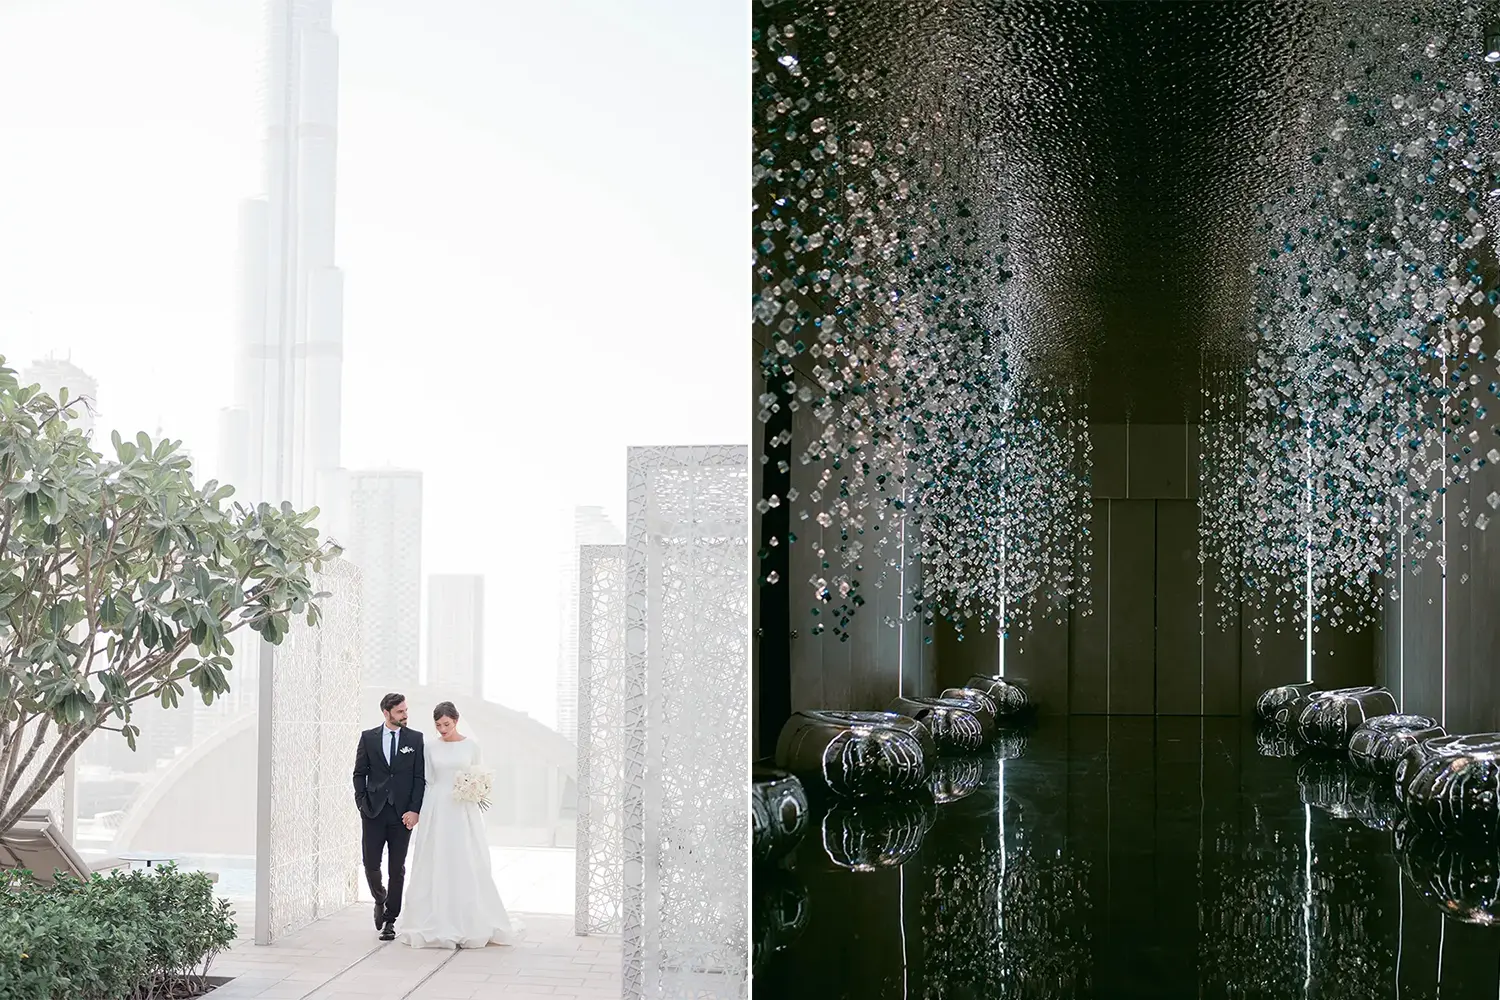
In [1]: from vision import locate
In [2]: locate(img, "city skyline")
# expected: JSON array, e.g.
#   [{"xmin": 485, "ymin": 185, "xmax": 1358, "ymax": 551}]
[
  {"xmin": 219, "ymin": 0, "xmax": 346, "ymax": 514},
  {"xmin": 556, "ymin": 505, "xmax": 623, "ymax": 744},
  {"xmin": 0, "ymin": 0, "xmax": 745, "ymax": 728},
  {"xmin": 343, "ymin": 467, "xmax": 423, "ymax": 690},
  {"xmin": 427, "ymin": 573, "xmax": 485, "ymax": 697}
]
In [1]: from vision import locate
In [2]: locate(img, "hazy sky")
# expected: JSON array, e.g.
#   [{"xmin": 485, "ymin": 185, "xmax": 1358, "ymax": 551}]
[{"xmin": 0, "ymin": 0, "xmax": 747, "ymax": 725}]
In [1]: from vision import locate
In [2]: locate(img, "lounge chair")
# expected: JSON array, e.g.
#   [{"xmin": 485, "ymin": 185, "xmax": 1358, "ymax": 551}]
[{"xmin": 0, "ymin": 809, "xmax": 129, "ymax": 884}]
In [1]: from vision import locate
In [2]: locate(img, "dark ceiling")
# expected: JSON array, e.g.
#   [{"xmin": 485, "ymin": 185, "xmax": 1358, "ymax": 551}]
[{"xmin": 755, "ymin": 0, "xmax": 1442, "ymax": 421}]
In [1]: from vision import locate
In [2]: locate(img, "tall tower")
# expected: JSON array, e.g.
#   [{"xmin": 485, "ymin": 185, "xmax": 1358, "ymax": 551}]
[
  {"xmin": 557, "ymin": 506, "xmax": 623, "ymax": 742},
  {"xmin": 22, "ymin": 356, "xmax": 99, "ymax": 439},
  {"xmin": 220, "ymin": 0, "xmax": 344, "ymax": 511},
  {"xmin": 427, "ymin": 574, "xmax": 485, "ymax": 697},
  {"xmin": 344, "ymin": 469, "xmax": 423, "ymax": 690}
]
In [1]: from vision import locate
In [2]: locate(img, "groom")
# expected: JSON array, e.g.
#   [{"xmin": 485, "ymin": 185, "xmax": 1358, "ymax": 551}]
[{"xmin": 352, "ymin": 692, "xmax": 426, "ymax": 941}]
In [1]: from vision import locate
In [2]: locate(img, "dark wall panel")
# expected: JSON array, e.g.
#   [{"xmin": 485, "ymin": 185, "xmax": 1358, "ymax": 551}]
[
  {"xmin": 1201, "ymin": 541, "xmax": 1241, "ymax": 715},
  {"xmin": 934, "ymin": 616, "xmax": 1000, "ymax": 693},
  {"xmin": 1129, "ymin": 424, "xmax": 1190, "ymax": 499},
  {"xmin": 1462, "ymin": 483, "xmax": 1500, "ymax": 732},
  {"xmin": 1239, "ymin": 591, "xmax": 1305, "ymax": 711},
  {"xmin": 1070, "ymin": 500, "xmax": 1111, "ymax": 713},
  {"xmin": 1155, "ymin": 500, "xmax": 1202, "ymax": 714},
  {"xmin": 1311, "ymin": 595, "xmax": 1376, "ymax": 691},
  {"xmin": 1185, "ymin": 425, "xmax": 1201, "ymax": 500},
  {"xmin": 1005, "ymin": 604, "xmax": 1070, "ymax": 714},
  {"xmin": 1109, "ymin": 500, "xmax": 1157, "ymax": 714},
  {"xmin": 1401, "ymin": 544, "xmax": 1443, "ymax": 721},
  {"xmin": 1092, "ymin": 424, "xmax": 1128, "ymax": 498}
]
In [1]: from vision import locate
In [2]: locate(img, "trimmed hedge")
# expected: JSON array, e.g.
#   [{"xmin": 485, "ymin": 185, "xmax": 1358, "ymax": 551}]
[{"xmin": 0, "ymin": 865, "xmax": 236, "ymax": 1000}]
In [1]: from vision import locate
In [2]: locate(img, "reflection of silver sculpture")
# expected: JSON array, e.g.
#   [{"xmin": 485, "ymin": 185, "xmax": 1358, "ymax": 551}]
[
  {"xmin": 1346, "ymin": 771, "xmax": 1402, "ymax": 832},
  {"xmin": 1255, "ymin": 726, "xmax": 1306, "ymax": 758},
  {"xmin": 1294, "ymin": 686, "xmax": 1399, "ymax": 749},
  {"xmin": 1347, "ymin": 714, "xmax": 1444, "ymax": 772},
  {"xmin": 1298, "ymin": 755, "xmax": 1357, "ymax": 819},
  {"xmin": 929, "ymin": 756, "xmax": 984, "ymax": 803},
  {"xmin": 1398, "ymin": 733, "xmax": 1500, "ymax": 834},
  {"xmin": 1255, "ymin": 681, "xmax": 1322, "ymax": 726},
  {"xmin": 919, "ymin": 832, "xmax": 1094, "ymax": 997},
  {"xmin": 964, "ymin": 674, "xmax": 1030, "ymax": 715},
  {"xmin": 751, "ymin": 865, "xmax": 810, "ymax": 972},
  {"xmin": 820, "ymin": 798, "xmax": 936, "ymax": 871},
  {"xmin": 751, "ymin": 765, "xmax": 810, "ymax": 863},
  {"xmin": 1393, "ymin": 820, "xmax": 1500, "ymax": 925},
  {"xmin": 775, "ymin": 711, "xmax": 933, "ymax": 799},
  {"xmin": 993, "ymin": 727, "xmax": 1030, "ymax": 761},
  {"xmin": 887, "ymin": 696, "xmax": 987, "ymax": 753}
]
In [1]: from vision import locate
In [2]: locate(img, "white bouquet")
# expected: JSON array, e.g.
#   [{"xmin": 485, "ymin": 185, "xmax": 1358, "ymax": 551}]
[{"xmin": 453, "ymin": 765, "xmax": 494, "ymax": 812}]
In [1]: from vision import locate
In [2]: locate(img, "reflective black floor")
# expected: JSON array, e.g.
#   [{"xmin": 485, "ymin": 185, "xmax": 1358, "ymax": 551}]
[{"xmin": 754, "ymin": 718, "xmax": 1500, "ymax": 999}]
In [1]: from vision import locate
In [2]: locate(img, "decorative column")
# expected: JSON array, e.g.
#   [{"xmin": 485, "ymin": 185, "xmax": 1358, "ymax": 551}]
[{"xmin": 622, "ymin": 446, "xmax": 750, "ymax": 999}]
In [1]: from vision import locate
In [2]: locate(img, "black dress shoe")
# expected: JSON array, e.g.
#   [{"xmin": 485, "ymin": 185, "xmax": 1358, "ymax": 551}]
[
  {"xmin": 379, "ymin": 920, "xmax": 395, "ymax": 941},
  {"xmin": 372, "ymin": 889, "xmax": 387, "ymax": 929}
]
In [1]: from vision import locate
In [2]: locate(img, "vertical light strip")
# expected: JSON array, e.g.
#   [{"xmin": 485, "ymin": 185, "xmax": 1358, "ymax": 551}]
[
  {"xmin": 1399, "ymin": 507, "xmax": 1406, "ymax": 712},
  {"xmin": 1440, "ymin": 491, "xmax": 1448, "ymax": 729},
  {"xmin": 897, "ymin": 488, "xmax": 907, "ymax": 698},
  {"xmin": 1436, "ymin": 916, "xmax": 1446, "ymax": 993},
  {"xmin": 998, "ymin": 758, "xmax": 1007, "ymax": 938},
  {"xmin": 1303, "ymin": 804, "xmax": 1313, "ymax": 994},
  {"xmin": 998, "ymin": 596, "xmax": 1006, "ymax": 677},
  {"xmin": 1396, "ymin": 879, "xmax": 1404, "ymax": 1000},
  {"xmin": 899, "ymin": 866, "xmax": 909, "ymax": 1000},
  {"xmin": 1441, "ymin": 375, "xmax": 1449, "ymax": 728},
  {"xmin": 1305, "ymin": 428, "xmax": 1314, "ymax": 684},
  {"xmin": 1106, "ymin": 501, "xmax": 1113, "ymax": 714}
]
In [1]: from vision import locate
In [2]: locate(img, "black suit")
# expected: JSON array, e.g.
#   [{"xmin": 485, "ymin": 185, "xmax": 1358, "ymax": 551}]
[{"xmin": 353, "ymin": 725, "xmax": 426, "ymax": 923}]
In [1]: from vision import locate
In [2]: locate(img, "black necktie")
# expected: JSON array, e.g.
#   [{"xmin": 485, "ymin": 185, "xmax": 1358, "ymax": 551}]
[{"xmin": 389, "ymin": 730, "xmax": 397, "ymax": 765}]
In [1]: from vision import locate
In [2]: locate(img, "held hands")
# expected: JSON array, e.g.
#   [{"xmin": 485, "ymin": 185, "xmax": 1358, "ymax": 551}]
[{"xmin": 402, "ymin": 811, "xmax": 419, "ymax": 830}]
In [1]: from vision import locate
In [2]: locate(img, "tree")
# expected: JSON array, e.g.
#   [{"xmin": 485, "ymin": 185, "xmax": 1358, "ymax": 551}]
[{"xmin": 0, "ymin": 358, "xmax": 340, "ymax": 834}]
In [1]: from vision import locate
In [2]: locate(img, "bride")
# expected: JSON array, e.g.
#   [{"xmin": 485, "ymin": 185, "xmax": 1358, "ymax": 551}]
[{"xmin": 396, "ymin": 701, "xmax": 524, "ymax": 949}]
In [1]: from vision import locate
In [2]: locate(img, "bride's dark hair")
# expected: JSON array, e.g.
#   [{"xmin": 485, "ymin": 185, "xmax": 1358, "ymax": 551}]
[{"xmin": 433, "ymin": 701, "xmax": 459, "ymax": 723}]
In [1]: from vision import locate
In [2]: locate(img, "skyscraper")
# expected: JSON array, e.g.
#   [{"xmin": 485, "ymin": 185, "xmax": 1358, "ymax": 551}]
[
  {"xmin": 557, "ymin": 506, "xmax": 623, "ymax": 742},
  {"xmin": 23, "ymin": 355, "xmax": 98, "ymax": 437},
  {"xmin": 219, "ymin": 0, "xmax": 344, "ymax": 512},
  {"xmin": 343, "ymin": 469, "xmax": 422, "ymax": 690},
  {"xmin": 427, "ymin": 574, "xmax": 484, "ymax": 696}
]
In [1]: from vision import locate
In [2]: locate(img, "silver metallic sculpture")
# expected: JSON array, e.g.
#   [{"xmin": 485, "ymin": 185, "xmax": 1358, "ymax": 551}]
[
  {"xmin": 964, "ymin": 674, "xmax": 1031, "ymax": 715},
  {"xmin": 820, "ymin": 798, "xmax": 936, "ymax": 871},
  {"xmin": 1347, "ymin": 714, "xmax": 1444, "ymax": 772},
  {"xmin": 940, "ymin": 687, "xmax": 1002, "ymax": 740},
  {"xmin": 887, "ymin": 696, "xmax": 989, "ymax": 753},
  {"xmin": 1397, "ymin": 733, "xmax": 1500, "ymax": 834},
  {"xmin": 1395, "ymin": 733, "xmax": 1497, "ymax": 809},
  {"xmin": 1294, "ymin": 686, "xmax": 1399, "ymax": 749},
  {"xmin": 751, "ymin": 765, "xmax": 810, "ymax": 864},
  {"xmin": 775, "ymin": 710, "xmax": 934, "ymax": 799},
  {"xmin": 1254, "ymin": 681, "xmax": 1322, "ymax": 726}
]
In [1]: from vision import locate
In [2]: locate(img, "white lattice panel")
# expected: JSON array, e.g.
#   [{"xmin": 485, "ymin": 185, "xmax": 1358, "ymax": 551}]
[
  {"xmin": 623, "ymin": 446, "xmax": 749, "ymax": 1000},
  {"xmin": 576, "ymin": 543, "xmax": 627, "ymax": 935},
  {"xmin": 265, "ymin": 558, "xmax": 362, "ymax": 941}
]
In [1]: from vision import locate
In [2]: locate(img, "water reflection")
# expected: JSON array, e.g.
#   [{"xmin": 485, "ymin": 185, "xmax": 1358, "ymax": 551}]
[{"xmin": 754, "ymin": 718, "xmax": 1500, "ymax": 998}]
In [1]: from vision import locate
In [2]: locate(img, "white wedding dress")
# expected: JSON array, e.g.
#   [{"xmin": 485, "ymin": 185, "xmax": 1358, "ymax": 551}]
[{"xmin": 396, "ymin": 736, "xmax": 524, "ymax": 949}]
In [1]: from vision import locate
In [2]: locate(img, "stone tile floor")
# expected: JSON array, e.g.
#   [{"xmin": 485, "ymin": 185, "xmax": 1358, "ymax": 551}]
[{"xmin": 210, "ymin": 905, "xmax": 621, "ymax": 1000}]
